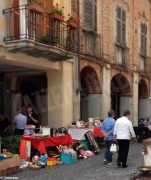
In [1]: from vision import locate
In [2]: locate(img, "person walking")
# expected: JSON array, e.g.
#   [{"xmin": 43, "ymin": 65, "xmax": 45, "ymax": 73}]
[
  {"xmin": 113, "ymin": 110, "xmax": 136, "ymax": 168},
  {"xmin": 102, "ymin": 110, "xmax": 115, "ymax": 164},
  {"xmin": 13, "ymin": 108, "xmax": 27, "ymax": 135}
]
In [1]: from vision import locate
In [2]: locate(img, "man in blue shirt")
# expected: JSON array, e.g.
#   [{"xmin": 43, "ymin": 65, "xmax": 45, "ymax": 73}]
[
  {"xmin": 13, "ymin": 108, "xmax": 27, "ymax": 135},
  {"xmin": 102, "ymin": 110, "xmax": 115, "ymax": 164}
]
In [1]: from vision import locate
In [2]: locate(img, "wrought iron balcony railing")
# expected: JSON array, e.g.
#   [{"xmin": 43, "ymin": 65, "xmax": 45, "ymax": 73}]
[{"xmin": 3, "ymin": 5, "xmax": 77, "ymax": 53}]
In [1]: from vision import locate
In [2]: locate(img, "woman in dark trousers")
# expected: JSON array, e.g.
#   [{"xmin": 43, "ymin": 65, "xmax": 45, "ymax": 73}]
[{"xmin": 113, "ymin": 110, "xmax": 136, "ymax": 168}]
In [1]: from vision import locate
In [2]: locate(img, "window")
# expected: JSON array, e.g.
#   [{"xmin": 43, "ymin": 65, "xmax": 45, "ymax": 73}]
[
  {"xmin": 116, "ymin": 46, "xmax": 129, "ymax": 66},
  {"xmin": 140, "ymin": 56, "xmax": 145, "ymax": 72},
  {"xmin": 116, "ymin": 6, "xmax": 126, "ymax": 45},
  {"xmin": 140, "ymin": 23, "xmax": 147, "ymax": 55},
  {"xmin": 83, "ymin": 0, "xmax": 97, "ymax": 31}
]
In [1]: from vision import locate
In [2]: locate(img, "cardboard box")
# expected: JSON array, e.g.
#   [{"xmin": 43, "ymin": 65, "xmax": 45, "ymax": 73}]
[{"xmin": 0, "ymin": 156, "xmax": 20, "ymax": 175}]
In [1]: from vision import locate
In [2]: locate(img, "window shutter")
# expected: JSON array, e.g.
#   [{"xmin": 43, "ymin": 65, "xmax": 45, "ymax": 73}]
[
  {"xmin": 144, "ymin": 24, "xmax": 147, "ymax": 53},
  {"xmin": 116, "ymin": 7, "xmax": 126, "ymax": 45},
  {"xmin": 117, "ymin": 6, "xmax": 122, "ymax": 19},
  {"xmin": 84, "ymin": 0, "xmax": 96, "ymax": 31},
  {"xmin": 141, "ymin": 23, "xmax": 144, "ymax": 52},
  {"xmin": 141, "ymin": 23, "xmax": 147, "ymax": 55},
  {"xmin": 122, "ymin": 10, "xmax": 126, "ymax": 44},
  {"xmin": 117, "ymin": 20, "xmax": 121, "ymax": 43},
  {"xmin": 116, "ymin": 7, "xmax": 122, "ymax": 43}
]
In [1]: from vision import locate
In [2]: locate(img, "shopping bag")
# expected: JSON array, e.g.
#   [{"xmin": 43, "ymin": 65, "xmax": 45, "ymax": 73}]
[{"xmin": 110, "ymin": 143, "xmax": 117, "ymax": 152}]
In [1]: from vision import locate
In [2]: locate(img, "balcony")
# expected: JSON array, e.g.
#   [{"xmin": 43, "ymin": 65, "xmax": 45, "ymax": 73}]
[
  {"xmin": 3, "ymin": 5, "xmax": 77, "ymax": 60},
  {"xmin": 82, "ymin": 30, "xmax": 101, "ymax": 58}
]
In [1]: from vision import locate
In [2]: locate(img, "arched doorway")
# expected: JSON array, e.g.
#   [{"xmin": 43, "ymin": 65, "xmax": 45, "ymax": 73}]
[
  {"xmin": 138, "ymin": 79, "xmax": 149, "ymax": 119},
  {"xmin": 81, "ymin": 66, "xmax": 102, "ymax": 121},
  {"xmin": 13, "ymin": 74, "xmax": 47, "ymax": 125},
  {"xmin": 111, "ymin": 74, "xmax": 131, "ymax": 118}
]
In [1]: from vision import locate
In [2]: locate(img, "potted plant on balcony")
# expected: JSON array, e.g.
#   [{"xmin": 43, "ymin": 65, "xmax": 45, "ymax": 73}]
[
  {"xmin": 66, "ymin": 14, "xmax": 78, "ymax": 28},
  {"xmin": 39, "ymin": 34, "xmax": 60, "ymax": 45},
  {"xmin": 50, "ymin": 3, "xmax": 64, "ymax": 21},
  {"xmin": 27, "ymin": 0, "xmax": 46, "ymax": 14}
]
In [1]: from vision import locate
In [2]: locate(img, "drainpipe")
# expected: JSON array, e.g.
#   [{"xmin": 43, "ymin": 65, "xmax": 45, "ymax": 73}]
[{"xmin": 76, "ymin": 0, "xmax": 81, "ymax": 94}]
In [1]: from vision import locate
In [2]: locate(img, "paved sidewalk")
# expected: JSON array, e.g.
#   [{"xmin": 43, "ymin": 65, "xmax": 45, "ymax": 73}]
[{"xmin": 15, "ymin": 143, "xmax": 144, "ymax": 180}]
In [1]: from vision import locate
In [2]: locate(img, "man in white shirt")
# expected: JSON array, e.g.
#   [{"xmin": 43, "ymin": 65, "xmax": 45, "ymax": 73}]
[
  {"xmin": 113, "ymin": 110, "xmax": 136, "ymax": 168},
  {"xmin": 13, "ymin": 108, "xmax": 27, "ymax": 135}
]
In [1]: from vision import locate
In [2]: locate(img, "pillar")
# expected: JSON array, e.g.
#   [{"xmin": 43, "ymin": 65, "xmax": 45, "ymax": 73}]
[
  {"xmin": 132, "ymin": 72, "xmax": 139, "ymax": 126},
  {"xmin": 101, "ymin": 65, "xmax": 111, "ymax": 119},
  {"xmin": 47, "ymin": 61, "xmax": 73, "ymax": 128}
]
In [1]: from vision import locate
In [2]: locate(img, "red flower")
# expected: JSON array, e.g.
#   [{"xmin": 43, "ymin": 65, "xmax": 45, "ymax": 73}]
[{"xmin": 76, "ymin": 17, "xmax": 80, "ymax": 22}]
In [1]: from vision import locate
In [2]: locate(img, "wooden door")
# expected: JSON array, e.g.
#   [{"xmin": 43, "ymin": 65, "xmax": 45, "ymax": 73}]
[{"xmin": 39, "ymin": 0, "xmax": 53, "ymax": 35}]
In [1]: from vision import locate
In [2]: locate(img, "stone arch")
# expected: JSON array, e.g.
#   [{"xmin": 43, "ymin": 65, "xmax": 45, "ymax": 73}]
[
  {"xmin": 111, "ymin": 73, "xmax": 131, "ymax": 96},
  {"xmin": 81, "ymin": 65, "xmax": 102, "ymax": 95},
  {"xmin": 111, "ymin": 73, "xmax": 131, "ymax": 118},
  {"xmin": 80, "ymin": 66, "xmax": 102, "ymax": 121},
  {"xmin": 138, "ymin": 79, "xmax": 149, "ymax": 99},
  {"xmin": 138, "ymin": 79, "xmax": 149, "ymax": 119}
]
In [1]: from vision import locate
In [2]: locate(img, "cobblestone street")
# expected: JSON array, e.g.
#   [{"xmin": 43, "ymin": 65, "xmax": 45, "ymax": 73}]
[{"xmin": 15, "ymin": 143, "xmax": 145, "ymax": 180}]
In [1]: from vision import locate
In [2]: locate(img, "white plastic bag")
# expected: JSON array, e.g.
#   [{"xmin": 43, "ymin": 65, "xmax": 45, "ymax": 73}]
[{"xmin": 110, "ymin": 143, "xmax": 117, "ymax": 152}]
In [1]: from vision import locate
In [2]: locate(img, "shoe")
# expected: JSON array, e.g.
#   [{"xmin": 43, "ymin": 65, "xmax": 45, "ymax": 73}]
[
  {"xmin": 104, "ymin": 159, "xmax": 108, "ymax": 164},
  {"xmin": 122, "ymin": 165, "xmax": 128, "ymax": 168},
  {"xmin": 117, "ymin": 161, "xmax": 121, "ymax": 167}
]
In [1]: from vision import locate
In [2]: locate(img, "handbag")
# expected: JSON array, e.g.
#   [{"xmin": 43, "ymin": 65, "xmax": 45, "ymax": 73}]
[{"xmin": 110, "ymin": 143, "xmax": 117, "ymax": 152}]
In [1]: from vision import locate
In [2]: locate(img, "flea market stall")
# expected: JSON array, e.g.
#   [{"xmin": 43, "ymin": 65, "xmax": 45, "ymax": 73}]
[{"xmin": 0, "ymin": 119, "xmax": 103, "ymax": 174}]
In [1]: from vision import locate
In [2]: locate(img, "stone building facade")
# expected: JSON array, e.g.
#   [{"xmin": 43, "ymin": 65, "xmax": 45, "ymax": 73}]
[
  {"xmin": 0, "ymin": 0, "xmax": 80, "ymax": 129},
  {"xmin": 79, "ymin": 0, "xmax": 151, "ymax": 126},
  {"xmin": 0, "ymin": 0, "xmax": 150, "ymax": 129}
]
